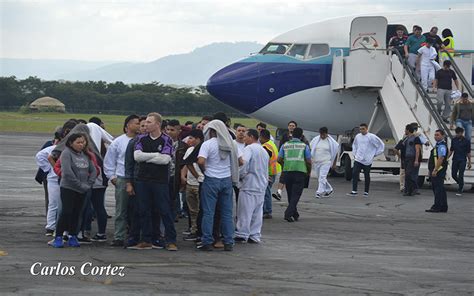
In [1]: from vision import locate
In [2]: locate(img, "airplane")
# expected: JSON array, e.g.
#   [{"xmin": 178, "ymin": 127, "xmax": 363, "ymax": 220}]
[{"xmin": 206, "ymin": 9, "xmax": 473, "ymax": 136}]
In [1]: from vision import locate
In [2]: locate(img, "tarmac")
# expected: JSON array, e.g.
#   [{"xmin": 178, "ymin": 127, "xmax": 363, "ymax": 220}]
[{"xmin": 0, "ymin": 133, "xmax": 473, "ymax": 295}]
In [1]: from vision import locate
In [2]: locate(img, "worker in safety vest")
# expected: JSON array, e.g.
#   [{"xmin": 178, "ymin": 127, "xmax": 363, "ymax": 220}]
[
  {"xmin": 278, "ymin": 128, "xmax": 312, "ymax": 222},
  {"xmin": 426, "ymin": 129, "xmax": 449, "ymax": 213},
  {"xmin": 259, "ymin": 129, "xmax": 282, "ymax": 219},
  {"xmin": 441, "ymin": 28, "xmax": 455, "ymax": 60}
]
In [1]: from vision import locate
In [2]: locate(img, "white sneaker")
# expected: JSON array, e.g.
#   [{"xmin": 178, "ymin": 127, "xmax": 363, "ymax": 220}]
[
  {"xmin": 363, "ymin": 192, "xmax": 369, "ymax": 197},
  {"xmin": 315, "ymin": 193, "xmax": 322, "ymax": 199},
  {"xmin": 346, "ymin": 191, "xmax": 357, "ymax": 197}
]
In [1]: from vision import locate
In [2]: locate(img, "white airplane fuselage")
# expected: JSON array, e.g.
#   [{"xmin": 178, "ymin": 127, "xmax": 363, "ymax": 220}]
[{"xmin": 206, "ymin": 10, "xmax": 473, "ymax": 134}]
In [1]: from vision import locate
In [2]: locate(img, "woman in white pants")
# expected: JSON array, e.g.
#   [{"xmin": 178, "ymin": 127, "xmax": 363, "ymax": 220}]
[{"xmin": 310, "ymin": 127, "xmax": 339, "ymax": 198}]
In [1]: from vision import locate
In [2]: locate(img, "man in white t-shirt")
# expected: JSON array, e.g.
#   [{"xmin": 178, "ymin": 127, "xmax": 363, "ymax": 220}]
[
  {"xmin": 235, "ymin": 129, "xmax": 269, "ymax": 244},
  {"xmin": 197, "ymin": 122, "xmax": 237, "ymax": 251},
  {"xmin": 417, "ymin": 39, "xmax": 438, "ymax": 91},
  {"xmin": 310, "ymin": 127, "xmax": 339, "ymax": 198}
]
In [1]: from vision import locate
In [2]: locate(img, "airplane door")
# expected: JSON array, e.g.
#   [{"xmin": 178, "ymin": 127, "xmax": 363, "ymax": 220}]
[
  {"xmin": 350, "ymin": 16, "xmax": 388, "ymax": 51},
  {"xmin": 345, "ymin": 16, "xmax": 390, "ymax": 88}
]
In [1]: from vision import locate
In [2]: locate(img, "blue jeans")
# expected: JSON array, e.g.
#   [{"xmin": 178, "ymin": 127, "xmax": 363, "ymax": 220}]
[
  {"xmin": 135, "ymin": 181, "xmax": 176, "ymax": 244},
  {"xmin": 263, "ymin": 177, "xmax": 275, "ymax": 214},
  {"xmin": 200, "ymin": 176, "xmax": 234, "ymax": 246},
  {"xmin": 455, "ymin": 119, "xmax": 472, "ymax": 141}
]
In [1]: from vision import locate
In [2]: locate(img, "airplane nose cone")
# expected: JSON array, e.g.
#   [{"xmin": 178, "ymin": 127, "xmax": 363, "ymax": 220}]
[{"xmin": 206, "ymin": 60, "xmax": 259, "ymax": 114}]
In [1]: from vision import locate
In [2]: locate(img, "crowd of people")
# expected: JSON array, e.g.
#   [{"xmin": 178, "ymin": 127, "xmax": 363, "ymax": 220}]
[
  {"xmin": 388, "ymin": 25, "xmax": 464, "ymax": 121},
  {"xmin": 35, "ymin": 106, "xmax": 472, "ymax": 251}
]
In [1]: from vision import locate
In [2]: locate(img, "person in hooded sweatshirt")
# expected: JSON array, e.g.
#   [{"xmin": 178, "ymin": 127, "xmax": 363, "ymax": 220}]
[{"xmin": 50, "ymin": 133, "xmax": 96, "ymax": 248}]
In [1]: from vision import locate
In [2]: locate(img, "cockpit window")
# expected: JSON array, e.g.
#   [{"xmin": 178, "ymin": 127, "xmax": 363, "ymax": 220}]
[
  {"xmin": 259, "ymin": 43, "xmax": 291, "ymax": 55},
  {"xmin": 307, "ymin": 44, "xmax": 330, "ymax": 59},
  {"xmin": 286, "ymin": 44, "xmax": 308, "ymax": 60}
]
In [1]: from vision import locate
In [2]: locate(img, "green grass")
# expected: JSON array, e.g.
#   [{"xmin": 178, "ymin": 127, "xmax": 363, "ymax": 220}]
[{"xmin": 0, "ymin": 112, "xmax": 273, "ymax": 136}]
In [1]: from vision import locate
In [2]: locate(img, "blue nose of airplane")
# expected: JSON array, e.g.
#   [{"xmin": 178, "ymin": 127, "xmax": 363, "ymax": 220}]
[{"xmin": 206, "ymin": 58, "xmax": 259, "ymax": 114}]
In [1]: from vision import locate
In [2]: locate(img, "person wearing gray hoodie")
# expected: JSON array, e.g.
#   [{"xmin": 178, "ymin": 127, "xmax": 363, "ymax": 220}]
[{"xmin": 51, "ymin": 133, "xmax": 97, "ymax": 248}]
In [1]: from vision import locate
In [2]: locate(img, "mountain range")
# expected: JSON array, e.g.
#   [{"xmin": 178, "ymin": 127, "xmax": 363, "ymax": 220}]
[{"xmin": 0, "ymin": 42, "xmax": 263, "ymax": 86}]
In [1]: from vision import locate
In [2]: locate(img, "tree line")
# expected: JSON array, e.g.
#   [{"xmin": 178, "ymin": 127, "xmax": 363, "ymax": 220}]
[{"xmin": 0, "ymin": 76, "xmax": 239, "ymax": 115}]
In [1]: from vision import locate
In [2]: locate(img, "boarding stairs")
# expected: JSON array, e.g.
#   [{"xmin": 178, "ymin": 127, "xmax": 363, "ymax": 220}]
[
  {"xmin": 330, "ymin": 15, "xmax": 474, "ymax": 187},
  {"xmin": 377, "ymin": 50, "xmax": 474, "ymax": 185}
]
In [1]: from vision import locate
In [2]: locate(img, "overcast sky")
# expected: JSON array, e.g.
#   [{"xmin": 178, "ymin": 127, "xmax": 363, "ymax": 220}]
[{"xmin": 0, "ymin": 0, "xmax": 471, "ymax": 62}]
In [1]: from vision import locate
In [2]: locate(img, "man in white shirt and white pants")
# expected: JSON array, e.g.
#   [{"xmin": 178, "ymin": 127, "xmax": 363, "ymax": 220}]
[
  {"xmin": 235, "ymin": 129, "xmax": 269, "ymax": 243},
  {"xmin": 417, "ymin": 39, "xmax": 439, "ymax": 91},
  {"xmin": 347, "ymin": 123, "xmax": 385, "ymax": 197},
  {"xmin": 104, "ymin": 115, "xmax": 140, "ymax": 246},
  {"xmin": 310, "ymin": 127, "xmax": 339, "ymax": 198}
]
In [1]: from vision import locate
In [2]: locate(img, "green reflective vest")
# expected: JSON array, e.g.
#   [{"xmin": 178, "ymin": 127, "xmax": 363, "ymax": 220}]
[
  {"xmin": 282, "ymin": 139, "xmax": 308, "ymax": 173},
  {"xmin": 441, "ymin": 36, "xmax": 454, "ymax": 58}
]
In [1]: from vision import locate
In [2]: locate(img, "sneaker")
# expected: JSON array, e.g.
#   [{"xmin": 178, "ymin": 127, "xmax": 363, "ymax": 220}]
[
  {"xmin": 182, "ymin": 229, "xmax": 192, "ymax": 235},
  {"xmin": 455, "ymin": 192, "xmax": 462, "ymax": 197},
  {"xmin": 91, "ymin": 234, "xmax": 107, "ymax": 242},
  {"xmin": 128, "ymin": 242, "xmax": 152, "ymax": 250},
  {"xmin": 324, "ymin": 190, "xmax": 334, "ymax": 197},
  {"xmin": 247, "ymin": 238, "xmax": 259, "ymax": 244},
  {"xmin": 363, "ymin": 192, "xmax": 369, "ymax": 197},
  {"xmin": 78, "ymin": 236, "xmax": 92, "ymax": 244},
  {"xmin": 224, "ymin": 244, "xmax": 233, "ymax": 251},
  {"xmin": 197, "ymin": 244, "xmax": 213, "ymax": 251},
  {"xmin": 126, "ymin": 239, "xmax": 139, "ymax": 249},
  {"xmin": 213, "ymin": 240, "xmax": 224, "ymax": 249},
  {"xmin": 234, "ymin": 237, "xmax": 247, "ymax": 244},
  {"xmin": 50, "ymin": 236, "xmax": 64, "ymax": 248},
  {"xmin": 152, "ymin": 240, "xmax": 165, "ymax": 249},
  {"xmin": 315, "ymin": 193, "xmax": 322, "ymax": 199},
  {"xmin": 183, "ymin": 233, "xmax": 198, "ymax": 241},
  {"xmin": 346, "ymin": 191, "xmax": 358, "ymax": 197},
  {"xmin": 166, "ymin": 243, "xmax": 178, "ymax": 251},
  {"xmin": 263, "ymin": 213, "xmax": 273, "ymax": 219},
  {"xmin": 110, "ymin": 239, "xmax": 124, "ymax": 247},
  {"xmin": 284, "ymin": 217, "xmax": 295, "ymax": 223},
  {"xmin": 45, "ymin": 229, "xmax": 54, "ymax": 236},
  {"xmin": 68, "ymin": 236, "xmax": 80, "ymax": 247},
  {"xmin": 272, "ymin": 192, "xmax": 282, "ymax": 201}
]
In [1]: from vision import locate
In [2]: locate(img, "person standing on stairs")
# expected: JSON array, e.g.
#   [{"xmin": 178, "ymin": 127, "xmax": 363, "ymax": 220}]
[
  {"xmin": 433, "ymin": 60, "xmax": 459, "ymax": 122},
  {"xmin": 416, "ymin": 39, "xmax": 438, "ymax": 92}
]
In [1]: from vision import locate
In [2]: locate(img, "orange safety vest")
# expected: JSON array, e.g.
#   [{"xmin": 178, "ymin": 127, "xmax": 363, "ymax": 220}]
[{"xmin": 262, "ymin": 140, "xmax": 282, "ymax": 176}]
